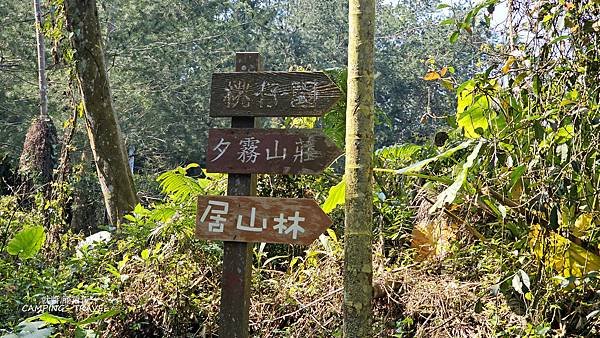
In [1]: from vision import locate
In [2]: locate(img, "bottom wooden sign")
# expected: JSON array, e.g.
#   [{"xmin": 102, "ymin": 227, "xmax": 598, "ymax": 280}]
[{"xmin": 196, "ymin": 195, "xmax": 332, "ymax": 245}]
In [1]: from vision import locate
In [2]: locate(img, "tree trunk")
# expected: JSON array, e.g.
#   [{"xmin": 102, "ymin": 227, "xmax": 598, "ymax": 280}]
[
  {"xmin": 33, "ymin": 0, "xmax": 48, "ymax": 119},
  {"xmin": 63, "ymin": 0, "xmax": 138, "ymax": 225},
  {"xmin": 19, "ymin": 0, "xmax": 56, "ymax": 190},
  {"xmin": 343, "ymin": 0, "xmax": 375, "ymax": 337}
]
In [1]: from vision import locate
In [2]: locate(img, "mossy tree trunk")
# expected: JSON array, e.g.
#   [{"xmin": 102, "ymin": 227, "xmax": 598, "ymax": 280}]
[
  {"xmin": 343, "ymin": 0, "xmax": 375, "ymax": 337},
  {"xmin": 63, "ymin": 0, "xmax": 137, "ymax": 225}
]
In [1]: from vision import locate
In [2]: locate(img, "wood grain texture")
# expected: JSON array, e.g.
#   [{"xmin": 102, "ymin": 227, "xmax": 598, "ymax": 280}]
[
  {"xmin": 206, "ymin": 128, "xmax": 342, "ymax": 174},
  {"xmin": 218, "ymin": 52, "xmax": 260, "ymax": 338},
  {"xmin": 210, "ymin": 72, "xmax": 341, "ymax": 117},
  {"xmin": 196, "ymin": 196, "xmax": 332, "ymax": 245}
]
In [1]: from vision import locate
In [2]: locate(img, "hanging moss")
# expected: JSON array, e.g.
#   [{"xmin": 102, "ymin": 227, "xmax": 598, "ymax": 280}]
[{"xmin": 18, "ymin": 116, "xmax": 57, "ymax": 188}]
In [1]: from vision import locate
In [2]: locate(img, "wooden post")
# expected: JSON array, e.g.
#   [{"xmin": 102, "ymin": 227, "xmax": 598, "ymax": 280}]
[{"xmin": 218, "ymin": 52, "xmax": 261, "ymax": 338}]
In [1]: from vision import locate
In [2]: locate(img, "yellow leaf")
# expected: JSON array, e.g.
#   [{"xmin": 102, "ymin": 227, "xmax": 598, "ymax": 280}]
[
  {"xmin": 440, "ymin": 66, "xmax": 448, "ymax": 77},
  {"xmin": 423, "ymin": 71, "xmax": 441, "ymax": 81},
  {"xmin": 529, "ymin": 224, "xmax": 600, "ymax": 277},
  {"xmin": 573, "ymin": 213, "xmax": 593, "ymax": 238},
  {"xmin": 502, "ymin": 56, "xmax": 516, "ymax": 74}
]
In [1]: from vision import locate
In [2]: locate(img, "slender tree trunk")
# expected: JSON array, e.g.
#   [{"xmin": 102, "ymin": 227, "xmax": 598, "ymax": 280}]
[
  {"xmin": 33, "ymin": 0, "xmax": 48, "ymax": 119},
  {"xmin": 343, "ymin": 0, "xmax": 375, "ymax": 337},
  {"xmin": 63, "ymin": 0, "xmax": 138, "ymax": 225},
  {"xmin": 19, "ymin": 0, "xmax": 56, "ymax": 189}
]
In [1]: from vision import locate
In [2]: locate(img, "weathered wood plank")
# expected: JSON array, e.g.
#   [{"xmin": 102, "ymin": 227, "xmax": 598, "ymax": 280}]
[
  {"xmin": 206, "ymin": 128, "xmax": 342, "ymax": 174},
  {"xmin": 217, "ymin": 52, "xmax": 260, "ymax": 338},
  {"xmin": 210, "ymin": 72, "xmax": 342, "ymax": 117},
  {"xmin": 196, "ymin": 196, "xmax": 332, "ymax": 246}
]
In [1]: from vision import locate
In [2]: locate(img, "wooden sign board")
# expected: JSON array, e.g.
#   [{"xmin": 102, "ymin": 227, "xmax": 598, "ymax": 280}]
[
  {"xmin": 210, "ymin": 72, "xmax": 342, "ymax": 117},
  {"xmin": 206, "ymin": 128, "xmax": 342, "ymax": 174},
  {"xmin": 196, "ymin": 196, "xmax": 332, "ymax": 245}
]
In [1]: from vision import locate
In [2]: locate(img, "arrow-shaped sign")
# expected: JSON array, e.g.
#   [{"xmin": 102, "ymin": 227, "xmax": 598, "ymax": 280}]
[
  {"xmin": 206, "ymin": 128, "xmax": 342, "ymax": 175},
  {"xmin": 210, "ymin": 71, "xmax": 342, "ymax": 117},
  {"xmin": 196, "ymin": 196, "xmax": 332, "ymax": 245}
]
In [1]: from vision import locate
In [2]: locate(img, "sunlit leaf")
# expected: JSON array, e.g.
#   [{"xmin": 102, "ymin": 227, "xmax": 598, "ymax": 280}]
[
  {"xmin": 395, "ymin": 140, "xmax": 472, "ymax": 174},
  {"xmin": 457, "ymin": 83, "xmax": 490, "ymax": 138},
  {"xmin": 573, "ymin": 213, "xmax": 593, "ymax": 238},
  {"xmin": 555, "ymin": 125, "xmax": 574, "ymax": 144},
  {"xmin": 441, "ymin": 78, "xmax": 454, "ymax": 90},
  {"xmin": 430, "ymin": 139, "xmax": 483, "ymax": 212},
  {"xmin": 502, "ymin": 56, "xmax": 516, "ymax": 74},
  {"xmin": 530, "ymin": 224, "xmax": 600, "ymax": 277},
  {"xmin": 457, "ymin": 102, "xmax": 489, "ymax": 138},
  {"xmin": 449, "ymin": 31, "xmax": 459, "ymax": 43},
  {"xmin": 37, "ymin": 313, "xmax": 74, "ymax": 324},
  {"xmin": 322, "ymin": 177, "xmax": 346, "ymax": 214},
  {"xmin": 509, "ymin": 165, "xmax": 526, "ymax": 190},
  {"xmin": 423, "ymin": 71, "xmax": 441, "ymax": 81},
  {"xmin": 512, "ymin": 272, "xmax": 523, "ymax": 294},
  {"xmin": 6, "ymin": 226, "xmax": 46, "ymax": 259}
]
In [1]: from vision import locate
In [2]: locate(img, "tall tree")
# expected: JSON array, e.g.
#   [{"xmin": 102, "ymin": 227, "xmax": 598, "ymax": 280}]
[
  {"xmin": 63, "ymin": 0, "xmax": 137, "ymax": 225},
  {"xmin": 344, "ymin": 0, "xmax": 375, "ymax": 337},
  {"xmin": 18, "ymin": 0, "xmax": 56, "ymax": 188},
  {"xmin": 33, "ymin": 0, "xmax": 48, "ymax": 120}
]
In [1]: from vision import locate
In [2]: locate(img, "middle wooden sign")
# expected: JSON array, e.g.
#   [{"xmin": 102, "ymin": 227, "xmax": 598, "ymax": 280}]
[{"xmin": 206, "ymin": 128, "xmax": 342, "ymax": 175}]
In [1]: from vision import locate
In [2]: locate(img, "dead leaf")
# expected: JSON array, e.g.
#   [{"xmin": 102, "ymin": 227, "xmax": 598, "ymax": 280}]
[
  {"xmin": 423, "ymin": 71, "xmax": 441, "ymax": 81},
  {"xmin": 502, "ymin": 56, "xmax": 516, "ymax": 74},
  {"xmin": 440, "ymin": 66, "xmax": 448, "ymax": 77}
]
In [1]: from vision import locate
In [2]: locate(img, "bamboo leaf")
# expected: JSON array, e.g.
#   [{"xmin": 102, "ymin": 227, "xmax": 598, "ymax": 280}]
[{"xmin": 429, "ymin": 139, "xmax": 483, "ymax": 212}]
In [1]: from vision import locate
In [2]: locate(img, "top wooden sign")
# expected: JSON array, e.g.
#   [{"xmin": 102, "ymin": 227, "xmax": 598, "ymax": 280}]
[{"xmin": 209, "ymin": 72, "xmax": 342, "ymax": 117}]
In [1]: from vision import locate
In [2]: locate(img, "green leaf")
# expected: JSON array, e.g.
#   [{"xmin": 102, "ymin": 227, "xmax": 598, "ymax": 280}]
[
  {"xmin": 396, "ymin": 141, "xmax": 472, "ymax": 174},
  {"xmin": 326, "ymin": 228, "xmax": 338, "ymax": 243},
  {"xmin": 8, "ymin": 320, "xmax": 54, "ymax": 338},
  {"xmin": 449, "ymin": 31, "xmax": 459, "ymax": 43},
  {"xmin": 458, "ymin": 104, "xmax": 489, "ymax": 138},
  {"xmin": 322, "ymin": 178, "xmax": 346, "ymax": 214},
  {"xmin": 509, "ymin": 165, "xmax": 526, "ymax": 190},
  {"xmin": 457, "ymin": 85, "xmax": 490, "ymax": 138},
  {"xmin": 141, "ymin": 249, "xmax": 150, "ymax": 260},
  {"xmin": 532, "ymin": 75, "xmax": 541, "ymax": 96},
  {"xmin": 133, "ymin": 203, "xmax": 149, "ymax": 216},
  {"xmin": 156, "ymin": 167, "xmax": 204, "ymax": 202},
  {"xmin": 430, "ymin": 139, "xmax": 483, "ymax": 212},
  {"xmin": 550, "ymin": 35, "xmax": 569, "ymax": 44},
  {"xmin": 106, "ymin": 264, "xmax": 121, "ymax": 279},
  {"xmin": 555, "ymin": 124, "xmax": 574, "ymax": 144},
  {"xmin": 36, "ymin": 313, "xmax": 74, "ymax": 324},
  {"xmin": 76, "ymin": 309, "xmax": 120, "ymax": 325},
  {"xmin": 6, "ymin": 226, "xmax": 46, "ymax": 259},
  {"xmin": 376, "ymin": 143, "xmax": 422, "ymax": 162}
]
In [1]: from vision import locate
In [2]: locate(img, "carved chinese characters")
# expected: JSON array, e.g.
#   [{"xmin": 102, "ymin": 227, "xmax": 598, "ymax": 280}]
[
  {"xmin": 198, "ymin": 64, "xmax": 341, "ymax": 246},
  {"xmin": 196, "ymin": 196, "xmax": 332, "ymax": 245},
  {"xmin": 206, "ymin": 129, "xmax": 342, "ymax": 174},
  {"xmin": 210, "ymin": 72, "xmax": 342, "ymax": 117}
]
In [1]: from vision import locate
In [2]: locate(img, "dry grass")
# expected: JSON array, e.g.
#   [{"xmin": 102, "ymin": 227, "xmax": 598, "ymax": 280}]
[{"xmin": 83, "ymin": 237, "xmax": 528, "ymax": 337}]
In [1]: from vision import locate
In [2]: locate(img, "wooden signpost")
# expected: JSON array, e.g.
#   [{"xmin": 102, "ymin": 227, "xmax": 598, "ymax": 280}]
[
  {"xmin": 210, "ymin": 71, "xmax": 342, "ymax": 117},
  {"xmin": 196, "ymin": 196, "xmax": 332, "ymax": 245},
  {"xmin": 197, "ymin": 52, "xmax": 341, "ymax": 337},
  {"xmin": 206, "ymin": 128, "xmax": 342, "ymax": 174}
]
